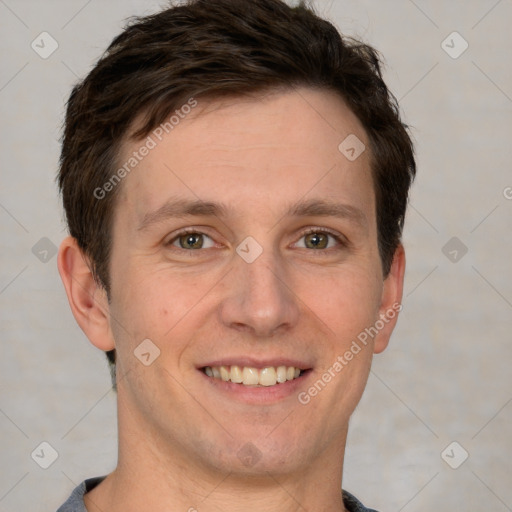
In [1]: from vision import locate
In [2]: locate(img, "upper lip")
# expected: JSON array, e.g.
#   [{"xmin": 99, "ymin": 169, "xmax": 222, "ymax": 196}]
[{"xmin": 198, "ymin": 357, "xmax": 313, "ymax": 370}]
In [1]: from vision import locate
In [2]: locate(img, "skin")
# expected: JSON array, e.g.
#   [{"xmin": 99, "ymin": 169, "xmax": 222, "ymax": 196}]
[{"xmin": 58, "ymin": 86, "xmax": 405, "ymax": 512}]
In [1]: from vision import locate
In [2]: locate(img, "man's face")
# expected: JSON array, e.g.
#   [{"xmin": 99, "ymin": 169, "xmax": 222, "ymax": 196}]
[{"xmin": 105, "ymin": 87, "xmax": 400, "ymax": 476}]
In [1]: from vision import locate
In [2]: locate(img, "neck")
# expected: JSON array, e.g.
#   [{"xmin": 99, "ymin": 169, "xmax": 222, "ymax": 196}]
[{"xmin": 84, "ymin": 391, "xmax": 349, "ymax": 512}]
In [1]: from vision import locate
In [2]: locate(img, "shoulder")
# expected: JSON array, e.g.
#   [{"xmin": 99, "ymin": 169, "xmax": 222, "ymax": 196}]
[
  {"xmin": 56, "ymin": 476, "xmax": 106, "ymax": 512},
  {"xmin": 342, "ymin": 489, "xmax": 381, "ymax": 512}
]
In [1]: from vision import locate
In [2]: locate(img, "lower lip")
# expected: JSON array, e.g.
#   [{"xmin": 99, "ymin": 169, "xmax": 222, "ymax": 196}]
[{"xmin": 199, "ymin": 369, "xmax": 312, "ymax": 405}]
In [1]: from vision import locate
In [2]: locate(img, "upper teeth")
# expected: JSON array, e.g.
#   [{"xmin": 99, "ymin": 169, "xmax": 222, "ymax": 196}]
[{"xmin": 204, "ymin": 365, "xmax": 301, "ymax": 386}]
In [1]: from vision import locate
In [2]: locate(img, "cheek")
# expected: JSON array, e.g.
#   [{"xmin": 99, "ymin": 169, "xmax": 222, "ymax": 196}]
[
  {"xmin": 301, "ymin": 265, "xmax": 382, "ymax": 337},
  {"xmin": 109, "ymin": 266, "xmax": 210, "ymax": 353}
]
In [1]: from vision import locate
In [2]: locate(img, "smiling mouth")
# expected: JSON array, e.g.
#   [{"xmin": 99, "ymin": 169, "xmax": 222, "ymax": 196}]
[{"xmin": 202, "ymin": 365, "xmax": 309, "ymax": 387}]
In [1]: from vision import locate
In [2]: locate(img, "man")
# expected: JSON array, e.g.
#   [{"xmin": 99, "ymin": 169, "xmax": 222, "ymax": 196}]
[{"xmin": 56, "ymin": 0, "xmax": 415, "ymax": 510}]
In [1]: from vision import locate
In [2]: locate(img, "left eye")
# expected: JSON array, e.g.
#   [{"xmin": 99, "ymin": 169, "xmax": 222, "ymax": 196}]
[
  {"xmin": 295, "ymin": 231, "xmax": 341, "ymax": 250},
  {"xmin": 170, "ymin": 232, "xmax": 216, "ymax": 250}
]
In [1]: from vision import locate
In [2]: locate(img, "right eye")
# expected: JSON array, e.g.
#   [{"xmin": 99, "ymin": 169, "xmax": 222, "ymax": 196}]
[{"xmin": 167, "ymin": 230, "xmax": 216, "ymax": 251}]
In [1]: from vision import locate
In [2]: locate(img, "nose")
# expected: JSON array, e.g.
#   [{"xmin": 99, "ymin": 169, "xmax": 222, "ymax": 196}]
[{"xmin": 218, "ymin": 248, "xmax": 301, "ymax": 338}]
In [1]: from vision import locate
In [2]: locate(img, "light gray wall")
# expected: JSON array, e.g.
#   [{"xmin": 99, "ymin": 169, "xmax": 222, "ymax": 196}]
[{"xmin": 1, "ymin": 1, "xmax": 511, "ymax": 510}]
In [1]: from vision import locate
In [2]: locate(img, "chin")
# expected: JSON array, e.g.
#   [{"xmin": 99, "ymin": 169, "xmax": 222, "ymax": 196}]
[{"xmin": 196, "ymin": 430, "xmax": 313, "ymax": 477}]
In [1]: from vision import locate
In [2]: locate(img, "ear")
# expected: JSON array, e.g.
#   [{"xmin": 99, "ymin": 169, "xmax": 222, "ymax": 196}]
[
  {"xmin": 57, "ymin": 236, "xmax": 115, "ymax": 352},
  {"xmin": 373, "ymin": 244, "xmax": 406, "ymax": 354}
]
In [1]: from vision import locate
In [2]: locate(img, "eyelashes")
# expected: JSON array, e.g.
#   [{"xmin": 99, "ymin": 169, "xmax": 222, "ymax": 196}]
[
  {"xmin": 294, "ymin": 228, "xmax": 346, "ymax": 250},
  {"xmin": 166, "ymin": 227, "xmax": 348, "ymax": 255},
  {"xmin": 168, "ymin": 230, "xmax": 216, "ymax": 251}
]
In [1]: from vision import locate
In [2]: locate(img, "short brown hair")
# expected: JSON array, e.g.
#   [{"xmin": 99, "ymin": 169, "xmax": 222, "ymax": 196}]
[{"xmin": 58, "ymin": 0, "xmax": 416, "ymax": 377}]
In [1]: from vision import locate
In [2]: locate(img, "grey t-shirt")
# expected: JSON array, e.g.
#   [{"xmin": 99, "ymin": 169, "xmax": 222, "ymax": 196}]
[{"xmin": 56, "ymin": 476, "xmax": 379, "ymax": 512}]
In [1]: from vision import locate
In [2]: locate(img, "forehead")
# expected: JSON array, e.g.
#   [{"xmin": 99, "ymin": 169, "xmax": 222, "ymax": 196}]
[{"xmin": 115, "ymin": 87, "xmax": 374, "ymax": 226}]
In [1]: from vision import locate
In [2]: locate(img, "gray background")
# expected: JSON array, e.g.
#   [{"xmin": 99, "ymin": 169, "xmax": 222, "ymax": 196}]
[{"xmin": 1, "ymin": 0, "xmax": 511, "ymax": 510}]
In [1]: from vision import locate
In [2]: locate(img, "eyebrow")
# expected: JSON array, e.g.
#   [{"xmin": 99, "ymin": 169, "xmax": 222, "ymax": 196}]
[
  {"xmin": 137, "ymin": 198, "xmax": 231, "ymax": 231},
  {"xmin": 137, "ymin": 197, "xmax": 368, "ymax": 232},
  {"xmin": 287, "ymin": 199, "xmax": 368, "ymax": 230}
]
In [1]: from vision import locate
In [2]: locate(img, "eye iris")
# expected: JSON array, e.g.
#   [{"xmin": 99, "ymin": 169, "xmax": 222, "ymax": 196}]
[
  {"xmin": 180, "ymin": 233, "xmax": 203, "ymax": 249},
  {"xmin": 305, "ymin": 232, "xmax": 328, "ymax": 249}
]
